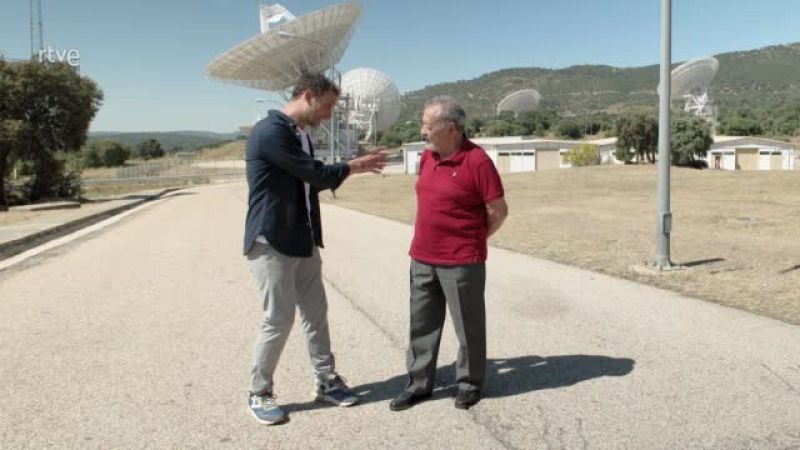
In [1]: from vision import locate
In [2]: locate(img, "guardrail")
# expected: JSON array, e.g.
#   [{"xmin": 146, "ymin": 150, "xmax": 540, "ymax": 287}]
[{"xmin": 81, "ymin": 158, "xmax": 246, "ymax": 186}]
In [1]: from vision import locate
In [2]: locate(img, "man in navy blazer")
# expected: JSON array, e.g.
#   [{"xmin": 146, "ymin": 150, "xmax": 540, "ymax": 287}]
[{"xmin": 243, "ymin": 72, "xmax": 386, "ymax": 425}]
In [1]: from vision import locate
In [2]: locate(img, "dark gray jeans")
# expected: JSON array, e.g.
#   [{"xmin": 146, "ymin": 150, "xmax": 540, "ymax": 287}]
[
  {"xmin": 405, "ymin": 259, "xmax": 487, "ymax": 394},
  {"xmin": 246, "ymin": 242, "xmax": 335, "ymax": 395}
]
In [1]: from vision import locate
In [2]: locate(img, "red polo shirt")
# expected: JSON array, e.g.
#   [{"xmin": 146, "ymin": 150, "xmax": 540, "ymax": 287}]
[{"xmin": 409, "ymin": 139, "xmax": 505, "ymax": 265}]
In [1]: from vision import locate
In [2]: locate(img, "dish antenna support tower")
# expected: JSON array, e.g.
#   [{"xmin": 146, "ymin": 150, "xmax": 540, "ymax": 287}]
[
  {"xmin": 682, "ymin": 91, "xmax": 713, "ymax": 121},
  {"xmin": 30, "ymin": 0, "xmax": 45, "ymax": 57}
]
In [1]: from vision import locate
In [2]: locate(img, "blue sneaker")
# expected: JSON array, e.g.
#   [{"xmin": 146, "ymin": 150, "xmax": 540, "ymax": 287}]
[
  {"xmin": 248, "ymin": 392, "xmax": 286, "ymax": 425},
  {"xmin": 315, "ymin": 373, "xmax": 359, "ymax": 407}
]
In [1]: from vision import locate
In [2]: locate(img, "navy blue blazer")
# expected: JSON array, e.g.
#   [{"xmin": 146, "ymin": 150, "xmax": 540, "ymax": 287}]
[{"xmin": 243, "ymin": 110, "xmax": 350, "ymax": 257}]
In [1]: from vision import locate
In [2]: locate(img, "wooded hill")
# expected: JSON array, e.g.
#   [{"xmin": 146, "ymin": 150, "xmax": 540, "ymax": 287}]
[{"xmin": 398, "ymin": 42, "xmax": 800, "ymax": 136}]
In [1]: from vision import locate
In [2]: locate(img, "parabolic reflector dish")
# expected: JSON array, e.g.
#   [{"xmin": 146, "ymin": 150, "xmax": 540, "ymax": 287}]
[
  {"xmin": 340, "ymin": 68, "xmax": 401, "ymax": 136},
  {"xmin": 206, "ymin": 2, "xmax": 362, "ymax": 91},
  {"xmin": 660, "ymin": 56, "xmax": 719, "ymax": 99},
  {"xmin": 496, "ymin": 89, "xmax": 542, "ymax": 115}
]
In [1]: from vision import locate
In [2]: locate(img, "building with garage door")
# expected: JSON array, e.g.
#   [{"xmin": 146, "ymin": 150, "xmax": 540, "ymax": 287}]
[
  {"xmin": 705, "ymin": 136, "xmax": 796, "ymax": 171},
  {"xmin": 402, "ymin": 137, "xmax": 618, "ymax": 174},
  {"xmin": 403, "ymin": 135, "xmax": 796, "ymax": 174}
]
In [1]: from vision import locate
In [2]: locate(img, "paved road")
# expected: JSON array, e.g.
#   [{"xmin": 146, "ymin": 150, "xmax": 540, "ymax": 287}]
[{"xmin": 1, "ymin": 182, "xmax": 799, "ymax": 449}]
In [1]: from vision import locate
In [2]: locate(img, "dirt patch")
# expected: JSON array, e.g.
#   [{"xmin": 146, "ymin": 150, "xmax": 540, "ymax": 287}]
[
  {"xmin": 322, "ymin": 165, "xmax": 800, "ymax": 325},
  {"xmin": 0, "ymin": 211, "xmax": 38, "ymax": 227}
]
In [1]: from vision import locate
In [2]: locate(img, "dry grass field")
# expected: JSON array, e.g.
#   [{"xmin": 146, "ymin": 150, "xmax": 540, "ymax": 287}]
[
  {"xmin": 198, "ymin": 141, "xmax": 246, "ymax": 160},
  {"xmin": 322, "ymin": 164, "xmax": 800, "ymax": 325}
]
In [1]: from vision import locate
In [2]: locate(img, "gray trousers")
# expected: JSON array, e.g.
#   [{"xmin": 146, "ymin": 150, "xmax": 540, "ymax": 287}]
[
  {"xmin": 246, "ymin": 242, "xmax": 334, "ymax": 395},
  {"xmin": 405, "ymin": 259, "xmax": 487, "ymax": 394}
]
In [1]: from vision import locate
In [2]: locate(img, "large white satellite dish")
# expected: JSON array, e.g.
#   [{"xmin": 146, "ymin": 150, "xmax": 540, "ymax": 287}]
[
  {"xmin": 340, "ymin": 68, "xmax": 401, "ymax": 141},
  {"xmin": 206, "ymin": 2, "xmax": 362, "ymax": 92},
  {"xmin": 659, "ymin": 56, "xmax": 719, "ymax": 123},
  {"xmin": 496, "ymin": 89, "xmax": 542, "ymax": 116}
]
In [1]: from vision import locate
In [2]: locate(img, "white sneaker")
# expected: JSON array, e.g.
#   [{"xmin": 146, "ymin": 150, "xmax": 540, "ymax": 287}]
[
  {"xmin": 248, "ymin": 392, "xmax": 286, "ymax": 424},
  {"xmin": 314, "ymin": 373, "xmax": 359, "ymax": 407}
]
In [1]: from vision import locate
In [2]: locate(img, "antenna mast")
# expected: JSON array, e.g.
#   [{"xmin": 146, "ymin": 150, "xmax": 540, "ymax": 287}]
[{"xmin": 30, "ymin": 0, "xmax": 45, "ymax": 57}]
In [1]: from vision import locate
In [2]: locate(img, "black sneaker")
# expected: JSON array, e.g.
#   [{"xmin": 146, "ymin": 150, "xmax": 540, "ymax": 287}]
[
  {"xmin": 389, "ymin": 391, "xmax": 432, "ymax": 411},
  {"xmin": 454, "ymin": 389, "xmax": 480, "ymax": 410},
  {"xmin": 247, "ymin": 392, "xmax": 286, "ymax": 425}
]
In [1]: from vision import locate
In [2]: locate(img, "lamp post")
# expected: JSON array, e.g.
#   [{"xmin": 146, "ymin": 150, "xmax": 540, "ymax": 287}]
[
  {"xmin": 276, "ymin": 31, "xmax": 339, "ymax": 162},
  {"xmin": 655, "ymin": 0, "xmax": 674, "ymax": 269}
]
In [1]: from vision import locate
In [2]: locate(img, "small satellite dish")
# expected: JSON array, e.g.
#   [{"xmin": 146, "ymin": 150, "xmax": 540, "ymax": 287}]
[
  {"xmin": 340, "ymin": 68, "xmax": 401, "ymax": 141},
  {"xmin": 496, "ymin": 89, "xmax": 542, "ymax": 116}
]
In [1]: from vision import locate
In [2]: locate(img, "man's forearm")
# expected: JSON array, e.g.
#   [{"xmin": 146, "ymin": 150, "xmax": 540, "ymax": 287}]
[
  {"xmin": 487, "ymin": 215, "xmax": 506, "ymax": 237},
  {"xmin": 485, "ymin": 197, "xmax": 508, "ymax": 237}
]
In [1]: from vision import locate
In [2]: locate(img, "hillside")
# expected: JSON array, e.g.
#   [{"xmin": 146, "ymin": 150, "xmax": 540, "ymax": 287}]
[
  {"xmin": 398, "ymin": 42, "xmax": 800, "ymax": 121},
  {"xmin": 87, "ymin": 131, "xmax": 241, "ymax": 152}
]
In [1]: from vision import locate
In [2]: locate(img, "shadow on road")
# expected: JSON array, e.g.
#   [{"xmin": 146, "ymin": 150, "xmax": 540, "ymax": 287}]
[
  {"xmin": 82, "ymin": 189, "xmax": 196, "ymax": 203},
  {"xmin": 281, "ymin": 354, "xmax": 634, "ymax": 414},
  {"xmin": 683, "ymin": 258, "xmax": 725, "ymax": 268}
]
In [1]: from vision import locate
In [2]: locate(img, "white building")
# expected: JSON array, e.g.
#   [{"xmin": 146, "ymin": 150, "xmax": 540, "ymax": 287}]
[
  {"xmin": 404, "ymin": 134, "xmax": 798, "ymax": 174},
  {"xmin": 403, "ymin": 136, "xmax": 618, "ymax": 175},
  {"xmin": 705, "ymin": 136, "xmax": 796, "ymax": 171}
]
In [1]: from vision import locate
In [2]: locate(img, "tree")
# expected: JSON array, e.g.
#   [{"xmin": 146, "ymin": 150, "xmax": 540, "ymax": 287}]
[
  {"xmin": 0, "ymin": 60, "xmax": 25, "ymax": 210},
  {"xmin": 557, "ymin": 120, "xmax": 583, "ymax": 139},
  {"xmin": 670, "ymin": 115, "xmax": 713, "ymax": 167},
  {"xmin": 496, "ymin": 110, "xmax": 516, "ymax": 122},
  {"xmin": 482, "ymin": 119, "xmax": 527, "ymax": 137},
  {"xmin": 1, "ymin": 60, "xmax": 102, "ymax": 205},
  {"xmin": 136, "ymin": 139, "xmax": 164, "ymax": 160},
  {"xmin": 517, "ymin": 110, "xmax": 556, "ymax": 135},
  {"xmin": 615, "ymin": 108, "xmax": 658, "ymax": 163},
  {"xmin": 723, "ymin": 117, "xmax": 764, "ymax": 136},
  {"xmin": 564, "ymin": 143, "xmax": 600, "ymax": 166},
  {"xmin": 82, "ymin": 140, "xmax": 131, "ymax": 167},
  {"xmin": 466, "ymin": 117, "xmax": 485, "ymax": 137}
]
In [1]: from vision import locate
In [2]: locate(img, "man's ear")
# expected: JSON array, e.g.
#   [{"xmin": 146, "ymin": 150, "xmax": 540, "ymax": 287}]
[{"xmin": 301, "ymin": 90, "xmax": 314, "ymax": 104}]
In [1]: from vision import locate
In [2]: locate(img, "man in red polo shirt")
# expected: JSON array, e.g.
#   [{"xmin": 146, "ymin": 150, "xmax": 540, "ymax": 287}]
[{"xmin": 390, "ymin": 96, "xmax": 508, "ymax": 411}]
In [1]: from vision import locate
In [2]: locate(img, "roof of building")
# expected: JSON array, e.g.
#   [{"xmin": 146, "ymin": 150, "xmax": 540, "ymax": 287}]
[{"xmin": 711, "ymin": 136, "xmax": 796, "ymax": 149}]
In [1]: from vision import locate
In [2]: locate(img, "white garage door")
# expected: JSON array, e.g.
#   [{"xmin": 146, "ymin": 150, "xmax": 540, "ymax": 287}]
[
  {"xmin": 723, "ymin": 154, "xmax": 735, "ymax": 170},
  {"xmin": 758, "ymin": 153, "xmax": 770, "ymax": 170},
  {"xmin": 510, "ymin": 154, "xmax": 534, "ymax": 173},
  {"xmin": 406, "ymin": 150, "xmax": 420, "ymax": 174}
]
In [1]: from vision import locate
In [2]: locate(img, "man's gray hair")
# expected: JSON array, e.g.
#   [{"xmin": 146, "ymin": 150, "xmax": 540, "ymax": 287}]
[{"xmin": 424, "ymin": 96, "xmax": 466, "ymax": 133}]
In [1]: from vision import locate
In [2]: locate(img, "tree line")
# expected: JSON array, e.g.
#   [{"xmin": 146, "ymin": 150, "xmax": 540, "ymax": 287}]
[{"xmin": 377, "ymin": 106, "xmax": 715, "ymax": 168}]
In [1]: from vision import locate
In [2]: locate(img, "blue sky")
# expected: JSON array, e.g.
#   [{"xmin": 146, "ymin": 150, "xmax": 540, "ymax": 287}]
[{"xmin": 1, "ymin": 0, "xmax": 798, "ymax": 133}]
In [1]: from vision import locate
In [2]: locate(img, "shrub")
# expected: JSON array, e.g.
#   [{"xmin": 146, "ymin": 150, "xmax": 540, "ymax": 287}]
[{"xmin": 564, "ymin": 143, "xmax": 600, "ymax": 166}]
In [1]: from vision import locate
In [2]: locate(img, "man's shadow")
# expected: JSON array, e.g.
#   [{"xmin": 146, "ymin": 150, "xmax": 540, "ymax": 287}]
[{"xmin": 282, "ymin": 354, "xmax": 634, "ymax": 413}]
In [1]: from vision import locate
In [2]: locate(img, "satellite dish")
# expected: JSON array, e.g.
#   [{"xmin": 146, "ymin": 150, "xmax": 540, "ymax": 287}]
[
  {"xmin": 340, "ymin": 68, "xmax": 401, "ymax": 141},
  {"xmin": 496, "ymin": 89, "xmax": 542, "ymax": 116},
  {"xmin": 671, "ymin": 56, "xmax": 719, "ymax": 98},
  {"xmin": 658, "ymin": 56, "xmax": 719, "ymax": 123},
  {"xmin": 206, "ymin": 2, "xmax": 362, "ymax": 92}
]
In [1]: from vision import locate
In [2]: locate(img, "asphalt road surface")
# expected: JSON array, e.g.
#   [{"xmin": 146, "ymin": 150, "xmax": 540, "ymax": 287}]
[{"xmin": 1, "ymin": 182, "xmax": 799, "ymax": 449}]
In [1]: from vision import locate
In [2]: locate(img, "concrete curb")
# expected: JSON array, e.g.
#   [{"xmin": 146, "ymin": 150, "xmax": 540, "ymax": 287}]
[{"xmin": 0, "ymin": 188, "xmax": 177, "ymax": 261}]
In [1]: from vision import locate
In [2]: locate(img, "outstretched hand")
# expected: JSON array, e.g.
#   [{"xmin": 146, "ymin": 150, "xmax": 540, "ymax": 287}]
[{"xmin": 348, "ymin": 148, "xmax": 389, "ymax": 174}]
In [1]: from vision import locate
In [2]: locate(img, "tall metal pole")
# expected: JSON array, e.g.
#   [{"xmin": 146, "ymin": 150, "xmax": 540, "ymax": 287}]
[
  {"xmin": 655, "ymin": 0, "xmax": 673, "ymax": 268},
  {"xmin": 329, "ymin": 58, "xmax": 336, "ymax": 162}
]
